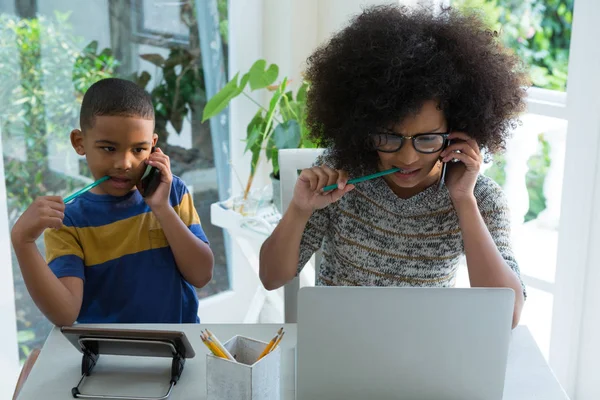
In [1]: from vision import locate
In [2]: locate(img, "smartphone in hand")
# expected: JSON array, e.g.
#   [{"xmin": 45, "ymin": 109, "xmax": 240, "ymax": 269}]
[
  {"xmin": 438, "ymin": 138, "xmax": 463, "ymax": 189},
  {"xmin": 140, "ymin": 147, "xmax": 161, "ymax": 197},
  {"xmin": 438, "ymin": 139, "xmax": 451, "ymax": 189}
]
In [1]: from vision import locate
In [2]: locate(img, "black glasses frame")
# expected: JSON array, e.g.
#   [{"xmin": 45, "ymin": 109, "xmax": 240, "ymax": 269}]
[{"xmin": 372, "ymin": 132, "xmax": 451, "ymax": 154}]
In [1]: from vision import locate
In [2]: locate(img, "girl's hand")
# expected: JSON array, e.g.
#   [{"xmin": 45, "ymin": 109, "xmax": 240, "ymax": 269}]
[
  {"xmin": 441, "ymin": 132, "xmax": 482, "ymax": 204},
  {"xmin": 292, "ymin": 165, "xmax": 355, "ymax": 214}
]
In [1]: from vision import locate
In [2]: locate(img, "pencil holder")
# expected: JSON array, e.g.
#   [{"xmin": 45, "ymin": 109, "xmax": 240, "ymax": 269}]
[{"xmin": 206, "ymin": 335, "xmax": 281, "ymax": 400}]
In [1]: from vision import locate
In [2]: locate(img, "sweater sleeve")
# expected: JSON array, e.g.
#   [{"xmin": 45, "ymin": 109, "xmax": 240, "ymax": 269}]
[
  {"xmin": 296, "ymin": 153, "xmax": 334, "ymax": 275},
  {"xmin": 474, "ymin": 175, "xmax": 527, "ymax": 299},
  {"xmin": 297, "ymin": 206, "xmax": 331, "ymax": 275}
]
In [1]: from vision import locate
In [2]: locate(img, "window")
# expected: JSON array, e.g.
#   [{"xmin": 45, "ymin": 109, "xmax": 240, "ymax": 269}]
[
  {"xmin": 452, "ymin": 0, "xmax": 573, "ymax": 91},
  {"xmin": 449, "ymin": 0, "xmax": 574, "ymax": 359},
  {"xmin": 0, "ymin": 0, "xmax": 230, "ymax": 365}
]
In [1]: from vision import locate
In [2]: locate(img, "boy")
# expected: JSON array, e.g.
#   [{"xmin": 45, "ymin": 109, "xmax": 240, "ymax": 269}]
[{"xmin": 10, "ymin": 78, "xmax": 214, "ymax": 326}]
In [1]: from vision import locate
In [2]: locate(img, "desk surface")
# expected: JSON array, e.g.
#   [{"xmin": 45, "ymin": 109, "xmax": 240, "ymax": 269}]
[{"xmin": 18, "ymin": 324, "xmax": 568, "ymax": 400}]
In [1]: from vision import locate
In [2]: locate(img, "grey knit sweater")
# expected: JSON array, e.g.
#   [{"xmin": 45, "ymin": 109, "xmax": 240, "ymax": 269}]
[{"xmin": 297, "ymin": 172, "xmax": 526, "ymax": 297}]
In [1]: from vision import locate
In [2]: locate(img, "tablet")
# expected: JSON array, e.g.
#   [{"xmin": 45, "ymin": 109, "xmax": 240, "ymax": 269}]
[{"xmin": 60, "ymin": 326, "xmax": 196, "ymax": 359}]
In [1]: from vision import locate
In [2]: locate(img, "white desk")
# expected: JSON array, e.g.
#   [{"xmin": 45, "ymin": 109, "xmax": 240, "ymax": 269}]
[{"xmin": 17, "ymin": 324, "xmax": 568, "ymax": 400}]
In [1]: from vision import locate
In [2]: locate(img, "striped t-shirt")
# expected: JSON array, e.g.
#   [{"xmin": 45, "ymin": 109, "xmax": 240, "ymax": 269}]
[
  {"xmin": 44, "ymin": 175, "xmax": 208, "ymax": 324},
  {"xmin": 297, "ymin": 170, "xmax": 526, "ymax": 297}
]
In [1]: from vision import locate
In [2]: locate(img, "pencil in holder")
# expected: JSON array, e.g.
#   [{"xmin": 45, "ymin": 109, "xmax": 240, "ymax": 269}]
[{"xmin": 206, "ymin": 335, "xmax": 281, "ymax": 400}]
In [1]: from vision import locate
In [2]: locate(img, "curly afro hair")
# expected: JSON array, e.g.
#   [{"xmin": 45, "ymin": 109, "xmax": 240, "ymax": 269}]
[{"xmin": 304, "ymin": 5, "xmax": 530, "ymax": 174}]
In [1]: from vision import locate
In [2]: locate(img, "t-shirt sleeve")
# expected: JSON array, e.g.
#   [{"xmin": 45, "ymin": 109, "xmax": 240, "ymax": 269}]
[
  {"xmin": 475, "ymin": 176, "xmax": 527, "ymax": 299},
  {"xmin": 44, "ymin": 216, "xmax": 85, "ymax": 280},
  {"xmin": 174, "ymin": 177, "xmax": 209, "ymax": 244}
]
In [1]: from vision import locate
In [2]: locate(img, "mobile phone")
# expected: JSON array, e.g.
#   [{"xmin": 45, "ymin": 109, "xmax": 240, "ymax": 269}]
[
  {"xmin": 60, "ymin": 326, "xmax": 196, "ymax": 359},
  {"xmin": 439, "ymin": 162, "xmax": 448, "ymax": 189},
  {"xmin": 140, "ymin": 147, "xmax": 161, "ymax": 197},
  {"xmin": 438, "ymin": 138, "xmax": 464, "ymax": 189},
  {"xmin": 438, "ymin": 139, "xmax": 451, "ymax": 189}
]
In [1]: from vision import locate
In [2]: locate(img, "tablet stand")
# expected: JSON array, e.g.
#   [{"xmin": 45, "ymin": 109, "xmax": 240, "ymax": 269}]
[{"xmin": 71, "ymin": 337, "xmax": 185, "ymax": 400}]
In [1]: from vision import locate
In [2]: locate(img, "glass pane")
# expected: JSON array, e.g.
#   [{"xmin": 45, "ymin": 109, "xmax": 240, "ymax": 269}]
[
  {"xmin": 451, "ymin": 0, "xmax": 574, "ymax": 91},
  {"xmin": 0, "ymin": 0, "xmax": 229, "ymax": 362}
]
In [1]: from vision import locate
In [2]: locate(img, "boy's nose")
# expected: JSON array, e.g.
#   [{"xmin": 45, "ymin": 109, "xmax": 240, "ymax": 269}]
[{"xmin": 114, "ymin": 153, "xmax": 134, "ymax": 170}]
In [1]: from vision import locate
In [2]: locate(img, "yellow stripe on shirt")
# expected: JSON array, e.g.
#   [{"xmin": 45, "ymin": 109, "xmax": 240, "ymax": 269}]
[
  {"xmin": 173, "ymin": 192, "xmax": 201, "ymax": 227},
  {"xmin": 46, "ymin": 192, "xmax": 201, "ymax": 267}
]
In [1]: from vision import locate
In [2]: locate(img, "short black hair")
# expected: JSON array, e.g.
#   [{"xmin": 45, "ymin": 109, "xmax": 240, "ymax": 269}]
[
  {"xmin": 305, "ymin": 5, "xmax": 530, "ymax": 174},
  {"xmin": 80, "ymin": 78, "xmax": 155, "ymax": 131}
]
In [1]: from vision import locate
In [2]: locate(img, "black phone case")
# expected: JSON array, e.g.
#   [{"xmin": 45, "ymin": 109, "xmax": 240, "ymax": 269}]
[{"xmin": 140, "ymin": 148, "xmax": 161, "ymax": 197}]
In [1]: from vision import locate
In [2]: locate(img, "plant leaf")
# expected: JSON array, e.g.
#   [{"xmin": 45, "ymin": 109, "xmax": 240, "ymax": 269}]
[
  {"xmin": 170, "ymin": 108, "xmax": 185, "ymax": 133},
  {"xmin": 82, "ymin": 40, "xmax": 98, "ymax": 55},
  {"xmin": 236, "ymin": 72, "xmax": 250, "ymax": 95},
  {"xmin": 296, "ymin": 81, "xmax": 309, "ymax": 103},
  {"xmin": 272, "ymin": 120, "xmax": 301, "ymax": 150},
  {"xmin": 245, "ymin": 125, "xmax": 262, "ymax": 153},
  {"xmin": 250, "ymin": 144, "xmax": 261, "ymax": 175},
  {"xmin": 135, "ymin": 71, "xmax": 151, "ymax": 89},
  {"xmin": 17, "ymin": 330, "xmax": 35, "ymax": 343},
  {"xmin": 202, "ymin": 72, "xmax": 241, "ymax": 121},
  {"xmin": 140, "ymin": 53, "xmax": 166, "ymax": 67},
  {"xmin": 267, "ymin": 78, "xmax": 286, "ymax": 116},
  {"xmin": 248, "ymin": 59, "xmax": 279, "ymax": 91},
  {"xmin": 246, "ymin": 110, "xmax": 265, "ymax": 136},
  {"xmin": 267, "ymin": 135, "xmax": 280, "ymax": 176}
]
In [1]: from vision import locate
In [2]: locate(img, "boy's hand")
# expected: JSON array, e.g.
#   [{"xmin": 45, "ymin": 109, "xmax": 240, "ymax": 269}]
[
  {"xmin": 141, "ymin": 147, "xmax": 173, "ymax": 211},
  {"xmin": 292, "ymin": 165, "xmax": 354, "ymax": 215},
  {"xmin": 11, "ymin": 196, "xmax": 65, "ymax": 244}
]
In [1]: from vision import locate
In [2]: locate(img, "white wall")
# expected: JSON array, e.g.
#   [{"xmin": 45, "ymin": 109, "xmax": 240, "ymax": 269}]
[
  {"xmin": 550, "ymin": 0, "xmax": 600, "ymax": 398},
  {"xmin": 229, "ymin": 0, "xmax": 266, "ymax": 195},
  {"xmin": 264, "ymin": 0, "xmax": 416, "ymax": 105}
]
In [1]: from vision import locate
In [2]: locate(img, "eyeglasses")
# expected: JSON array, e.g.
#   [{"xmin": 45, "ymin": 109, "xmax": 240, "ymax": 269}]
[{"xmin": 372, "ymin": 132, "xmax": 450, "ymax": 154}]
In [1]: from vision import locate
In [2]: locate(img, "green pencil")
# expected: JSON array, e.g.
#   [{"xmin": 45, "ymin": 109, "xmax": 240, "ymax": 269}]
[
  {"xmin": 64, "ymin": 176, "xmax": 110, "ymax": 203},
  {"xmin": 322, "ymin": 167, "xmax": 400, "ymax": 192}
]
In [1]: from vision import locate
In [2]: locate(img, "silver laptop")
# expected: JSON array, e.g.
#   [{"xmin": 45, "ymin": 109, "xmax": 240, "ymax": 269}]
[{"xmin": 296, "ymin": 287, "xmax": 514, "ymax": 400}]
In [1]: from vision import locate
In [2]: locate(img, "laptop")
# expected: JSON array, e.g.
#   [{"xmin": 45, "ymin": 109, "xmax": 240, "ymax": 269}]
[{"xmin": 296, "ymin": 287, "xmax": 515, "ymax": 400}]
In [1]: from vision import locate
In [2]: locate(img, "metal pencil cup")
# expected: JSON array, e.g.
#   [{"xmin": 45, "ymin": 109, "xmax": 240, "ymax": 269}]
[{"xmin": 206, "ymin": 335, "xmax": 281, "ymax": 400}]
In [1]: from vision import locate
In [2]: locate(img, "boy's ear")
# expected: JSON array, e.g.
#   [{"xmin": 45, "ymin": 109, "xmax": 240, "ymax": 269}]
[
  {"xmin": 152, "ymin": 133, "xmax": 158, "ymax": 147},
  {"xmin": 71, "ymin": 129, "xmax": 86, "ymax": 156}
]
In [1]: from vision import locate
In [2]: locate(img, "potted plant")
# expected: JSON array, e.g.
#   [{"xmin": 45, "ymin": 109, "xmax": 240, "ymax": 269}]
[{"xmin": 202, "ymin": 59, "xmax": 316, "ymax": 213}]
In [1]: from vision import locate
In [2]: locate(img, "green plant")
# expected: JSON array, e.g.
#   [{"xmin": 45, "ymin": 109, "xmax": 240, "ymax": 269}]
[
  {"xmin": 131, "ymin": 0, "xmax": 229, "ymax": 153},
  {"xmin": 482, "ymin": 135, "xmax": 551, "ymax": 223},
  {"xmin": 524, "ymin": 134, "xmax": 551, "ymax": 222},
  {"xmin": 0, "ymin": 12, "xmax": 117, "ymax": 215},
  {"xmin": 484, "ymin": 153, "xmax": 507, "ymax": 188},
  {"xmin": 133, "ymin": 47, "xmax": 205, "ymax": 149},
  {"xmin": 72, "ymin": 40, "xmax": 119, "ymax": 101},
  {"xmin": 202, "ymin": 59, "xmax": 316, "ymax": 199},
  {"xmin": 452, "ymin": 0, "xmax": 572, "ymax": 91}
]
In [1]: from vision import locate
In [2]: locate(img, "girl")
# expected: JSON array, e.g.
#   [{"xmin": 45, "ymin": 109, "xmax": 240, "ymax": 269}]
[{"xmin": 259, "ymin": 5, "xmax": 528, "ymax": 327}]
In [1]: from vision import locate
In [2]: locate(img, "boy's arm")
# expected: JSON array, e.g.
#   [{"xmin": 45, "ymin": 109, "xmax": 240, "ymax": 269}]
[
  {"xmin": 143, "ymin": 149, "xmax": 214, "ymax": 288},
  {"xmin": 11, "ymin": 196, "xmax": 83, "ymax": 326},
  {"xmin": 152, "ymin": 206, "xmax": 214, "ymax": 288},
  {"xmin": 12, "ymin": 242, "xmax": 83, "ymax": 326}
]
